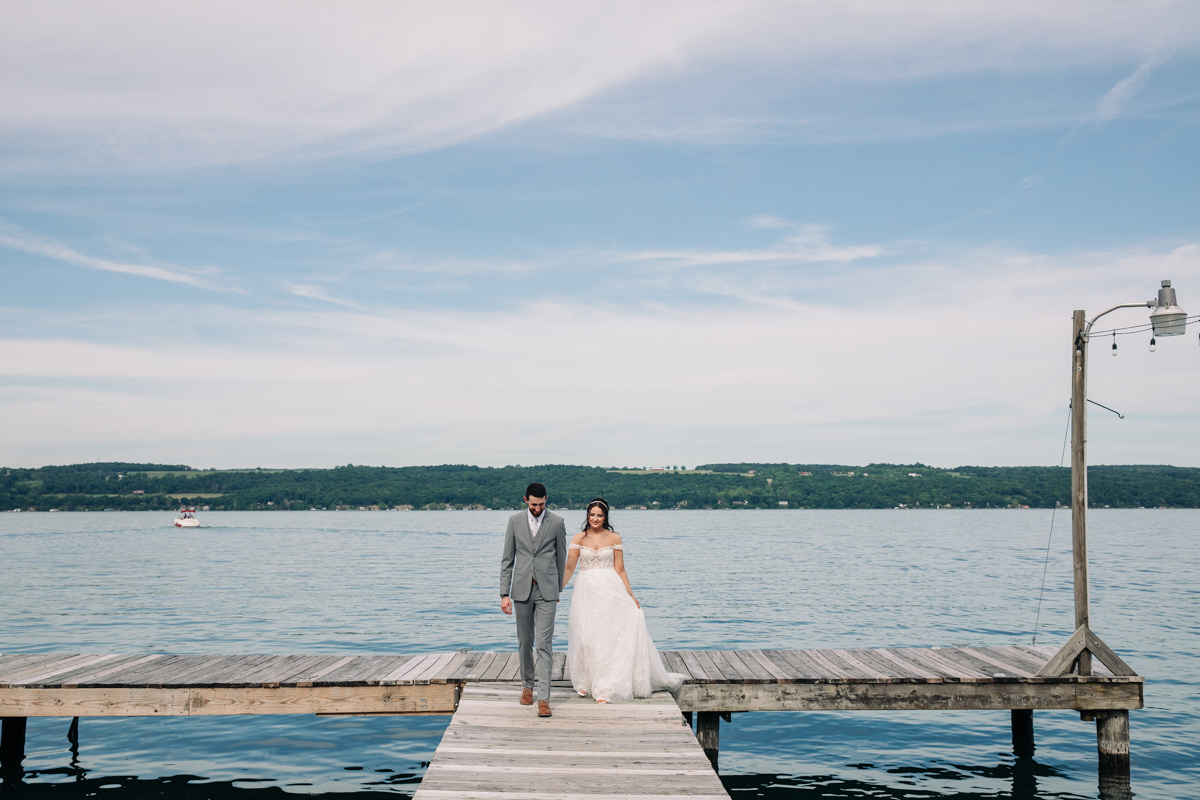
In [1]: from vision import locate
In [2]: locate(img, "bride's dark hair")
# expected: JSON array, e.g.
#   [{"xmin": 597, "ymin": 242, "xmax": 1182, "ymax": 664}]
[{"xmin": 581, "ymin": 497, "xmax": 613, "ymax": 537}]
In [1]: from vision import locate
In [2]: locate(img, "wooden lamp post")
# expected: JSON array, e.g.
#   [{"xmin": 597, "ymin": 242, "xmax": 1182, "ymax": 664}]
[{"xmin": 1036, "ymin": 279, "xmax": 1187, "ymax": 790}]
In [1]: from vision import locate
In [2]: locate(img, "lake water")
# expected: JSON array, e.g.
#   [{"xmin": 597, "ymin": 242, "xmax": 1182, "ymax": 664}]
[{"xmin": 2, "ymin": 509, "xmax": 1197, "ymax": 799}]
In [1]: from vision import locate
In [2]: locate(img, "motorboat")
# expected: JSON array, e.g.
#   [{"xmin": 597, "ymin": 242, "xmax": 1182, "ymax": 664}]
[{"xmin": 174, "ymin": 509, "xmax": 200, "ymax": 527}]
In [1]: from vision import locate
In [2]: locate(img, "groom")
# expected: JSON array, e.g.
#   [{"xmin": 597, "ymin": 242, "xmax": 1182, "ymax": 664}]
[{"xmin": 499, "ymin": 482, "xmax": 568, "ymax": 717}]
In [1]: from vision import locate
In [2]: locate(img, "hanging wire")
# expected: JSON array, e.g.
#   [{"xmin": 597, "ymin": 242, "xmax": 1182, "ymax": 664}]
[{"xmin": 1031, "ymin": 403, "xmax": 1073, "ymax": 646}]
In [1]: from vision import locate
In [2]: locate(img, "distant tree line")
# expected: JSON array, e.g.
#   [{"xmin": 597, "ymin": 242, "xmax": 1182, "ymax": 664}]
[{"xmin": 2, "ymin": 461, "xmax": 1199, "ymax": 511}]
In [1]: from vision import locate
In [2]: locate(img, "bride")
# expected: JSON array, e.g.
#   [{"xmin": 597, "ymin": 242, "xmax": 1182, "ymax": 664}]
[{"xmin": 560, "ymin": 497, "xmax": 686, "ymax": 703}]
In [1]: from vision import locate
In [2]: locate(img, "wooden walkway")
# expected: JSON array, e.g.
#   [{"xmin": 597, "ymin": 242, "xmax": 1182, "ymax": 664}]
[
  {"xmin": 413, "ymin": 683, "xmax": 728, "ymax": 800},
  {"xmin": 0, "ymin": 645, "xmax": 1142, "ymax": 718},
  {"xmin": 1, "ymin": 646, "xmax": 1142, "ymax": 795}
]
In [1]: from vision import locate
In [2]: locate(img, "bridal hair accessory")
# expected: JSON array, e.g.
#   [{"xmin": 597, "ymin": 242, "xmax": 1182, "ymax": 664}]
[{"xmin": 588, "ymin": 499, "xmax": 608, "ymax": 510}]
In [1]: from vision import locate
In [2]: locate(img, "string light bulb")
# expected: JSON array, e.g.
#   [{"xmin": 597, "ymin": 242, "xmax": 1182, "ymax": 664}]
[
  {"xmin": 1112, "ymin": 332, "xmax": 1118, "ymax": 356},
  {"xmin": 1149, "ymin": 336, "xmax": 1157, "ymax": 353}
]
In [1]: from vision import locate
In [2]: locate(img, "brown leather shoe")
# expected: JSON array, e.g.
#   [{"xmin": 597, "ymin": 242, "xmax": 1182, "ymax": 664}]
[
  {"xmin": 537, "ymin": 700, "xmax": 552, "ymax": 717},
  {"xmin": 519, "ymin": 688, "xmax": 533, "ymax": 705}
]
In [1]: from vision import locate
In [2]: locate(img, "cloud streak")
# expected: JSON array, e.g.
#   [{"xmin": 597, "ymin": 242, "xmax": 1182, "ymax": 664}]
[
  {"xmin": 624, "ymin": 224, "xmax": 882, "ymax": 268},
  {"xmin": 3, "ymin": 1, "xmax": 1196, "ymax": 171},
  {"xmin": 0, "ymin": 231, "xmax": 235, "ymax": 292}
]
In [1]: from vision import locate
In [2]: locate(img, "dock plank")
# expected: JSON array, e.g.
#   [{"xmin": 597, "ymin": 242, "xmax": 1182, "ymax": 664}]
[
  {"xmin": 807, "ymin": 650, "xmax": 871, "ymax": 682},
  {"xmin": 960, "ymin": 647, "xmax": 1038, "ymax": 678},
  {"xmin": 890, "ymin": 648, "xmax": 975, "ymax": 681},
  {"xmin": 831, "ymin": 650, "xmax": 893, "ymax": 681},
  {"xmin": 1, "ymin": 654, "xmax": 96, "ymax": 685},
  {"xmin": 445, "ymin": 651, "xmax": 486, "ymax": 682},
  {"xmin": 659, "ymin": 651, "xmax": 691, "ymax": 678},
  {"xmin": 152, "ymin": 655, "xmax": 258, "ymax": 686},
  {"xmin": 323, "ymin": 655, "xmax": 403, "ymax": 684},
  {"xmin": 408, "ymin": 652, "xmax": 460, "ymax": 684},
  {"xmin": 0, "ymin": 654, "xmax": 75, "ymax": 682},
  {"xmin": 909, "ymin": 648, "xmax": 988, "ymax": 681},
  {"xmin": 677, "ymin": 651, "xmax": 715, "ymax": 682},
  {"xmin": 63, "ymin": 654, "xmax": 167, "ymax": 687},
  {"xmin": 414, "ymin": 683, "xmax": 729, "ymax": 799},
  {"xmin": 106, "ymin": 654, "xmax": 196, "ymax": 685},
  {"xmin": 19, "ymin": 654, "xmax": 129, "ymax": 686},
  {"xmin": 497, "ymin": 653, "xmax": 521, "ymax": 682},
  {"xmin": 854, "ymin": 649, "xmax": 928, "ymax": 681},
  {"xmin": 701, "ymin": 651, "xmax": 745, "ymax": 682},
  {"xmin": 479, "ymin": 653, "xmax": 512, "ymax": 682},
  {"xmin": 302, "ymin": 655, "xmax": 358, "ymax": 684},
  {"xmin": 873, "ymin": 647, "xmax": 945, "ymax": 681},
  {"xmin": 775, "ymin": 649, "xmax": 834, "ymax": 680},
  {"xmin": 150, "ymin": 655, "xmax": 237, "ymax": 687},
  {"xmin": 272, "ymin": 655, "xmax": 349, "ymax": 686},
  {"xmin": 382, "ymin": 654, "xmax": 439, "ymax": 683},
  {"xmin": 742, "ymin": 650, "xmax": 794, "ymax": 683},
  {"xmin": 721, "ymin": 650, "xmax": 776, "ymax": 682},
  {"xmin": 935, "ymin": 648, "xmax": 1026, "ymax": 680}
]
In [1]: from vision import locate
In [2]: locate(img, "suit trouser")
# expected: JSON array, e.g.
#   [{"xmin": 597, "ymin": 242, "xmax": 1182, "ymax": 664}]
[{"xmin": 514, "ymin": 581, "xmax": 557, "ymax": 701}]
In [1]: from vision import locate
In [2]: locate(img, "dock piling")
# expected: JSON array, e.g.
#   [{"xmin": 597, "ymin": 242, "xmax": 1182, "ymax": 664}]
[
  {"xmin": 696, "ymin": 710, "xmax": 720, "ymax": 769},
  {"xmin": 1010, "ymin": 709, "xmax": 1035, "ymax": 757},
  {"xmin": 0, "ymin": 717, "xmax": 26, "ymax": 769},
  {"xmin": 1096, "ymin": 710, "xmax": 1130, "ymax": 784}
]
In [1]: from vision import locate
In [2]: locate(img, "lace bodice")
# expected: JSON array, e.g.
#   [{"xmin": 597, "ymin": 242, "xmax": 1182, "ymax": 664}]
[{"xmin": 570, "ymin": 543, "xmax": 622, "ymax": 571}]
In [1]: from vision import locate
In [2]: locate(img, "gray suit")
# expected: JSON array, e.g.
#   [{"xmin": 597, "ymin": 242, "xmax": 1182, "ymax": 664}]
[{"xmin": 500, "ymin": 510, "xmax": 568, "ymax": 701}]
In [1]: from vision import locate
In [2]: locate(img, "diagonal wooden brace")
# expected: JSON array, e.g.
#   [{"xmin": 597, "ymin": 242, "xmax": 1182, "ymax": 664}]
[{"xmin": 1036, "ymin": 625, "xmax": 1137, "ymax": 678}]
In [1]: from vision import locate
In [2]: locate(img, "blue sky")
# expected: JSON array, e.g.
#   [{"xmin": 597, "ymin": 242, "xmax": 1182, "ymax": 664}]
[{"xmin": 2, "ymin": 1, "xmax": 1198, "ymax": 470}]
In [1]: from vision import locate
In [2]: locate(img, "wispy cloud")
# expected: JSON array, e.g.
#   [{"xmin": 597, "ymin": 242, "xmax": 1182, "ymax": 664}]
[
  {"xmin": 3, "ymin": 2, "xmax": 1196, "ymax": 171},
  {"xmin": 1061, "ymin": 52, "xmax": 1171, "ymax": 144},
  {"xmin": 1094, "ymin": 56, "xmax": 1163, "ymax": 123},
  {"xmin": 624, "ymin": 223, "xmax": 881, "ymax": 267},
  {"xmin": 284, "ymin": 283, "xmax": 361, "ymax": 308},
  {"xmin": 0, "ymin": 231, "xmax": 236, "ymax": 292}
]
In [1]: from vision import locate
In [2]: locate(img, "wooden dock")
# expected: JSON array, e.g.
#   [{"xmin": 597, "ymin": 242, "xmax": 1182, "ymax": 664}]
[
  {"xmin": 1, "ymin": 645, "xmax": 1142, "ymax": 794},
  {"xmin": 414, "ymin": 683, "xmax": 729, "ymax": 799}
]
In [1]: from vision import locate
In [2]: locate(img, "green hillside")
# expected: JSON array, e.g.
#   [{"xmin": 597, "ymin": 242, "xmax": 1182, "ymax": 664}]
[{"xmin": 3, "ymin": 461, "xmax": 1198, "ymax": 511}]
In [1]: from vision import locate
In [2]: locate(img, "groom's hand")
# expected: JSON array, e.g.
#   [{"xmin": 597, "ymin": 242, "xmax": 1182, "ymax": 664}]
[{"xmin": 500, "ymin": 596, "xmax": 512, "ymax": 615}]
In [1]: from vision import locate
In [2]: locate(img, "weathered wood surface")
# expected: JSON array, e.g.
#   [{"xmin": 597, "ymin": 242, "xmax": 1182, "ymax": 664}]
[
  {"xmin": 1, "ymin": 645, "xmax": 1142, "ymax": 718},
  {"xmin": 413, "ymin": 683, "xmax": 729, "ymax": 800}
]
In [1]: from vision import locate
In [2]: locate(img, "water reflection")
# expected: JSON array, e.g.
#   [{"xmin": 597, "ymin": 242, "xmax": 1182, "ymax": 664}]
[
  {"xmin": 4, "ymin": 765, "xmax": 1102, "ymax": 800},
  {"xmin": 2, "ymin": 772, "xmax": 422, "ymax": 798},
  {"xmin": 722, "ymin": 754, "xmax": 1076, "ymax": 799}
]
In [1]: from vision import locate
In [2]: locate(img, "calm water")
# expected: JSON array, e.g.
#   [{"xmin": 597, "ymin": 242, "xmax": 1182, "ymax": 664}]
[{"xmin": 1, "ymin": 509, "xmax": 1197, "ymax": 799}]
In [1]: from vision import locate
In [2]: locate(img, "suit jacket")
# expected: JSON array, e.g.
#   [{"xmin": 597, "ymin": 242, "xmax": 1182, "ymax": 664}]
[{"xmin": 500, "ymin": 509, "xmax": 568, "ymax": 602}]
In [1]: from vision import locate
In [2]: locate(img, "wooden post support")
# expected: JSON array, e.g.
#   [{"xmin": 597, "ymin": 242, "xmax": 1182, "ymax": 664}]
[
  {"xmin": 1011, "ymin": 709, "xmax": 1035, "ymax": 758},
  {"xmin": 1096, "ymin": 711, "xmax": 1130, "ymax": 782},
  {"xmin": 1070, "ymin": 308, "xmax": 1093, "ymax": 677},
  {"xmin": 696, "ymin": 711, "xmax": 720, "ymax": 770},
  {"xmin": 1, "ymin": 717, "xmax": 27, "ymax": 768}
]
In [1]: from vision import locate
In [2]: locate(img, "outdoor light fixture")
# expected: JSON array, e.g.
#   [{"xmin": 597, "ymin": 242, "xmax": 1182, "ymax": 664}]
[
  {"xmin": 1040, "ymin": 279, "xmax": 1185, "ymax": 684},
  {"xmin": 1149, "ymin": 280, "xmax": 1187, "ymax": 336},
  {"xmin": 1083, "ymin": 279, "xmax": 1188, "ymax": 342}
]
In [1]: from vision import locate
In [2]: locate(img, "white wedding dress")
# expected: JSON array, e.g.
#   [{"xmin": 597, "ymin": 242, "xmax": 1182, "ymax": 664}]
[{"xmin": 566, "ymin": 543, "xmax": 686, "ymax": 702}]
